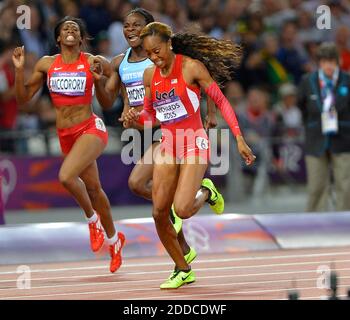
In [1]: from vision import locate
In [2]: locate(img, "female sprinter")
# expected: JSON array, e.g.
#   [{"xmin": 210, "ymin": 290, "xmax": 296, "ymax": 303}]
[
  {"xmin": 95, "ymin": 9, "xmax": 218, "ymax": 275},
  {"xmin": 124, "ymin": 22, "xmax": 256, "ymax": 289},
  {"xmin": 12, "ymin": 17, "xmax": 125, "ymax": 273}
]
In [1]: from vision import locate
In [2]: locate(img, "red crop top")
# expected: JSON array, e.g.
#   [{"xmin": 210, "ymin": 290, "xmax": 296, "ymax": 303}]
[{"xmin": 47, "ymin": 52, "xmax": 94, "ymax": 106}]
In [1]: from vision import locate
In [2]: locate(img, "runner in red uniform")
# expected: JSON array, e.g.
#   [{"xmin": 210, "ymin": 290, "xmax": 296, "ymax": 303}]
[
  {"xmin": 124, "ymin": 22, "xmax": 256, "ymax": 289},
  {"xmin": 13, "ymin": 17, "xmax": 125, "ymax": 273},
  {"xmin": 95, "ymin": 9, "xmax": 219, "ymax": 276},
  {"xmin": 149, "ymin": 53, "xmax": 211, "ymax": 162}
]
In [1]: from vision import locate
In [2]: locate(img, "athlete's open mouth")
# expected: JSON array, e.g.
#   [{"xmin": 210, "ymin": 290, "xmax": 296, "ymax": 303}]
[
  {"xmin": 155, "ymin": 60, "xmax": 163, "ymax": 67},
  {"xmin": 128, "ymin": 35, "xmax": 139, "ymax": 42}
]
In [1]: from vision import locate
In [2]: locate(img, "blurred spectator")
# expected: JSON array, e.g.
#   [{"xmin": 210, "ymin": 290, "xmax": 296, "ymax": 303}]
[
  {"xmin": 161, "ymin": 0, "xmax": 188, "ymax": 32},
  {"xmin": 262, "ymin": 0, "xmax": 297, "ymax": 31},
  {"xmin": 107, "ymin": 1, "xmax": 131, "ymax": 56},
  {"xmin": 186, "ymin": 0, "xmax": 204, "ymax": 21},
  {"xmin": 15, "ymin": 51, "xmax": 42, "ymax": 154},
  {"xmin": 139, "ymin": 0, "xmax": 173, "ymax": 25},
  {"xmin": 0, "ymin": 4, "xmax": 20, "ymax": 44},
  {"xmin": 39, "ymin": 1, "xmax": 61, "ymax": 54},
  {"xmin": 327, "ymin": 0, "xmax": 350, "ymax": 40},
  {"xmin": 214, "ymin": 0, "xmax": 250, "ymax": 38},
  {"xmin": 198, "ymin": 8, "xmax": 222, "ymax": 38},
  {"xmin": 236, "ymin": 27, "xmax": 269, "ymax": 91},
  {"xmin": 224, "ymin": 0, "xmax": 250, "ymax": 21},
  {"xmin": 94, "ymin": 30, "xmax": 113, "ymax": 61},
  {"xmin": 298, "ymin": 42, "xmax": 350, "ymax": 211},
  {"xmin": 224, "ymin": 81, "xmax": 246, "ymax": 114},
  {"xmin": 303, "ymin": 40, "xmax": 321, "ymax": 73},
  {"xmin": 274, "ymin": 83, "xmax": 303, "ymax": 138},
  {"xmin": 296, "ymin": 9, "xmax": 323, "ymax": 45},
  {"xmin": 37, "ymin": 96, "xmax": 56, "ymax": 131},
  {"xmin": 18, "ymin": 4, "xmax": 49, "ymax": 57},
  {"xmin": 245, "ymin": 10, "xmax": 267, "ymax": 45},
  {"xmin": 105, "ymin": 0, "xmax": 124, "ymax": 22},
  {"xmin": 0, "ymin": 39, "xmax": 18, "ymax": 153},
  {"xmin": 237, "ymin": 87, "xmax": 276, "ymax": 195},
  {"xmin": 276, "ymin": 20, "xmax": 309, "ymax": 84},
  {"xmin": 59, "ymin": 0, "xmax": 79, "ymax": 17},
  {"xmin": 335, "ymin": 25, "xmax": 350, "ymax": 72},
  {"xmin": 79, "ymin": 0, "xmax": 112, "ymax": 44},
  {"xmin": 260, "ymin": 33, "xmax": 289, "ymax": 90},
  {"xmin": 40, "ymin": 0, "xmax": 60, "ymax": 36}
]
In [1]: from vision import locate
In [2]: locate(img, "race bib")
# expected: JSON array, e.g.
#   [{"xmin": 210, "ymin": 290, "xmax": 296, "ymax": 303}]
[
  {"xmin": 154, "ymin": 96, "xmax": 188, "ymax": 124},
  {"xmin": 49, "ymin": 72, "xmax": 86, "ymax": 96},
  {"xmin": 95, "ymin": 118, "xmax": 106, "ymax": 132},
  {"xmin": 126, "ymin": 81, "xmax": 145, "ymax": 107},
  {"xmin": 196, "ymin": 137, "xmax": 209, "ymax": 150},
  {"xmin": 321, "ymin": 109, "xmax": 338, "ymax": 135}
]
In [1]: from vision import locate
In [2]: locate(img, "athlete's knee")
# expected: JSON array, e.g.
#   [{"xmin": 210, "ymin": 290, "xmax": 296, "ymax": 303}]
[
  {"xmin": 58, "ymin": 170, "xmax": 75, "ymax": 188},
  {"xmin": 173, "ymin": 201, "xmax": 193, "ymax": 219},
  {"xmin": 128, "ymin": 175, "xmax": 151, "ymax": 198},
  {"xmin": 152, "ymin": 205, "xmax": 169, "ymax": 223},
  {"xmin": 128, "ymin": 175, "xmax": 142, "ymax": 195}
]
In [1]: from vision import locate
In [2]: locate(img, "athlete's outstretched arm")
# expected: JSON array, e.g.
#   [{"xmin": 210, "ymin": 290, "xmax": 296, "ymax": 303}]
[
  {"xmin": 189, "ymin": 59, "xmax": 256, "ymax": 165},
  {"xmin": 12, "ymin": 46, "xmax": 48, "ymax": 105},
  {"xmin": 204, "ymin": 97, "xmax": 217, "ymax": 130}
]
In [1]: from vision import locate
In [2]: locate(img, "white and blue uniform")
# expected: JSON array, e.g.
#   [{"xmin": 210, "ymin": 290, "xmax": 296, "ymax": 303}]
[{"xmin": 119, "ymin": 48, "xmax": 153, "ymax": 107}]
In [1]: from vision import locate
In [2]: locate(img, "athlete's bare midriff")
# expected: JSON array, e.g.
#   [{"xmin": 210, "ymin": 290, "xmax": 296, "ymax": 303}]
[{"xmin": 55, "ymin": 104, "xmax": 93, "ymax": 129}]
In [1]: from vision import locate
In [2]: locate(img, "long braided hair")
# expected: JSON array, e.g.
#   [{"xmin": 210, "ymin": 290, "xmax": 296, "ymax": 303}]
[{"xmin": 140, "ymin": 22, "xmax": 242, "ymax": 86}]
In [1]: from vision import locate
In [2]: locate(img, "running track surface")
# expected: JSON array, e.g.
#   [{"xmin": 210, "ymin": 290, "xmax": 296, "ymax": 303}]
[{"xmin": 0, "ymin": 246, "xmax": 349, "ymax": 300}]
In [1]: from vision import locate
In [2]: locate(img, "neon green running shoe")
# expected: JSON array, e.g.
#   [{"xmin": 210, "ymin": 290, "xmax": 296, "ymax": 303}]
[
  {"xmin": 170, "ymin": 204, "xmax": 183, "ymax": 234},
  {"xmin": 201, "ymin": 178, "xmax": 225, "ymax": 214},
  {"xmin": 160, "ymin": 269, "xmax": 196, "ymax": 289},
  {"xmin": 184, "ymin": 247, "xmax": 197, "ymax": 264},
  {"xmin": 168, "ymin": 247, "xmax": 197, "ymax": 280}
]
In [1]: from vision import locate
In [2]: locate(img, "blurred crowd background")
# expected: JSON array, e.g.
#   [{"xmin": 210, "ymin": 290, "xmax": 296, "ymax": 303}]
[{"xmin": 1, "ymin": 0, "xmax": 350, "ymax": 206}]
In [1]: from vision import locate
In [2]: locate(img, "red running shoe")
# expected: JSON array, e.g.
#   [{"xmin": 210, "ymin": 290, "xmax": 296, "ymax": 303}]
[
  {"xmin": 109, "ymin": 232, "xmax": 126, "ymax": 273},
  {"xmin": 88, "ymin": 215, "xmax": 105, "ymax": 252}
]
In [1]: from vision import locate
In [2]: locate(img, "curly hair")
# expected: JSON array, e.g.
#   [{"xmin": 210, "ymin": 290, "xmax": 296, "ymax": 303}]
[{"xmin": 140, "ymin": 22, "xmax": 242, "ymax": 86}]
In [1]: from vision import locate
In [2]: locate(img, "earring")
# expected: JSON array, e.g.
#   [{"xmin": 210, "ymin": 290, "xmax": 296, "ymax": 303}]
[{"xmin": 170, "ymin": 46, "xmax": 173, "ymax": 50}]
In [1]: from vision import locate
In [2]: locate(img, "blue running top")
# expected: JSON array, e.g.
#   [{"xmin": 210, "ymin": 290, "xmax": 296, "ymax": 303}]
[{"xmin": 119, "ymin": 47, "xmax": 153, "ymax": 107}]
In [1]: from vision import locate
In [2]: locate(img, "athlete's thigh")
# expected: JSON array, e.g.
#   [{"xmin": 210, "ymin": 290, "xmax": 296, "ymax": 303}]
[
  {"xmin": 60, "ymin": 134, "xmax": 105, "ymax": 178},
  {"xmin": 173, "ymin": 156, "xmax": 207, "ymax": 206},
  {"xmin": 130, "ymin": 141, "xmax": 161, "ymax": 184}
]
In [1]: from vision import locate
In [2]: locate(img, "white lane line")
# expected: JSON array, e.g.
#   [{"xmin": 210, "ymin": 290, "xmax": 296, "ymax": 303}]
[
  {"xmin": 1, "ymin": 250, "xmax": 350, "ymax": 275},
  {"xmin": 0, "ymin": 271, "xmax": 349, "ymax": 296},
  {"xmin": 127, "ymin": 284, "xmax": 350, "ymax": 301},
  {"xmin": 1, "ymin": 259, "xmax": 349, "ymax": 284},
  {"xmin": 2, "ymin": 275, "xmax": 350, "ymax": 300},
  {"xmin": 0, "ymin": 268, "xmax": 350, "ymax": 290}
]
